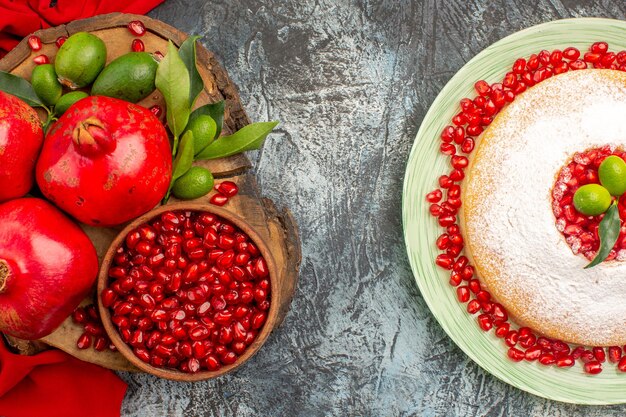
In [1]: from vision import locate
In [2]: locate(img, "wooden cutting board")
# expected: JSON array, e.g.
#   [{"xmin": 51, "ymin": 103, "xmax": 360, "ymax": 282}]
[{"xmin": 0, "ymin": 13, "xmax": 301, "ymax": 372}]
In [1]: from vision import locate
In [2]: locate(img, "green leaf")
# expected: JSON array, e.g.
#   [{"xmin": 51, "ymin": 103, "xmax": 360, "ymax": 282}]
[
  {"xmin": 195, "ymin": 121, "xmax": 278, "ymax": 160},
  {"xmin": 163, "ymin": 130, "xmax": 195, "ymax": 204},
  {"xmin": 586, "ymin": 201, "xmax": 620, "ymax": 268},
  {"xmin": 179, "ymin": 35, "xmax": 204, "ymax": 108},
  {"xmin": 155, "ymin": 41, "xmax": 190, "ymax": 138},
  {"xmin": 0, "ymin": 71, "xmax": 43, "ymax": 107},
  {"xmin": 188, "ymin": 100, "xmax": 224, "ymax": 140},
  {"xmin": 172, "ymin": 130, "xmax": 195, "ymax": 182}
]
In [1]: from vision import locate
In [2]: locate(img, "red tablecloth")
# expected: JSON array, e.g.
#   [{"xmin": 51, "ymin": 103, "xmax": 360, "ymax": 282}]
[
  {"xmin": 0, "ymin": 0, "xmax": 165, "ymax": 56},
  {"xmin": 0, "ymin": 338, "xmax": 128, "ymax": 417}
]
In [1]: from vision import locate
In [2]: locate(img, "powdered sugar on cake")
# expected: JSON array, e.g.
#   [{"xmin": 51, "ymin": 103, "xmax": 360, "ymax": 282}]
[{"xmin": 464, "ymin": 70, "xmax": 626, "ymax": 346}]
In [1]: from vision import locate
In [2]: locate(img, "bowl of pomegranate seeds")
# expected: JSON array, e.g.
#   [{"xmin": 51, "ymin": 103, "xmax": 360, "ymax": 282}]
[{"xmin": 96, "ymin": 203, "xmax": 277, "ymax": 381}]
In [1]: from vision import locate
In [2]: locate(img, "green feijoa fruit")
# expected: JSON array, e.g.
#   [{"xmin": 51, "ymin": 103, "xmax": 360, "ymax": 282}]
[
  {"xmin": 31, "ymin": 64, "xmax": 62, "ymax": 106},
  {"xmin": 55, "ymin": 32, "xmax": 107, "ymax": 89},
  {"xmin": 573, "ymin": 184, "xmax": 611, "ymax": 216},
  {"xmin": 185, "ymin": 115, "xmax": 217, "ymax": 155},
  {"xmin": 91, "ymin": 52, "xmax": 158, "ymax": 103},
  {"xmin": 172, "ymin": 166, "xmax": 214, "ymax": 200},
  {"xmin": 54, "ymin": 91, "xmax": 89, "ymax": 115},
  {"xmin": 599, "ymin": 155, "xmax": 626, "ymax": 196}
]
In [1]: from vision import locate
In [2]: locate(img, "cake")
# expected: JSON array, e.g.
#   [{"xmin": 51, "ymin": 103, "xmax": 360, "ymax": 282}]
[{"xmin": 462, "ymin": 69, "xmax": 626, "ymax": 347}]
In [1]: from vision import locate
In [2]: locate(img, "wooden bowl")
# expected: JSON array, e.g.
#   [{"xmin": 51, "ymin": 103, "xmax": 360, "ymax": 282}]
[{"xmin": 96, "ymin": 202, "xmax": 279, "ymax": 381}]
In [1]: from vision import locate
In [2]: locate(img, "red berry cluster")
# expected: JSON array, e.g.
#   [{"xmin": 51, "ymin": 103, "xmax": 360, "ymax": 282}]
[
  {"xmin": 28, "ymin": 34, "xmax": 67, "ymax": 65},
  {"xmin": 553, "ymin": 146, "xmax": 626, "ymax": 260},
  {"xmin": 428, "ymin": 42, "xmax": 626, "ymax": 374},
  {"xmin": 72, "ymin": 304, "xmax": 116, "ymax": 352},
  {"xmin": 102, "ymin": 209, "xmax": 270, "ymax": 373}
]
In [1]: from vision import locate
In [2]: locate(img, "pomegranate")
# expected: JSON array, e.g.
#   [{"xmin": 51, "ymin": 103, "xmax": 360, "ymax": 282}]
[
  {"xmin": 0, "ymin": 198, "xmax": 98, "ymax": 339},
  {"xmin": 0, "ymin": 91, "xmax": 44, "ymax": 202},
  {"xmin": 36, "ymin": 96, "xmax": 172, "ymax": 226}
]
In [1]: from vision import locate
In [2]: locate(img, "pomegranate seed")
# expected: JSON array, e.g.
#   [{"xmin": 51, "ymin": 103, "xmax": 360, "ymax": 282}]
[
  {"xmin": 451, "ymin": 155, "xmax": 468, "ymax": 169},
  {"xmin": 131, "ymin": 39, "xmax": 145, "ymax": 52},
  {"xmin": 505, "ymin": 330, "xmax": 518, "ymax": 347},
  {"xmin": 77, "ymin": 333, "xmax": 91, "ymax": 349},
  {"xmin": 28, "ymin": 35, "xmax": 42, "ymax": 51},
  {"xmin": 609, "ymin": 346, "xmax": 622, "ymax": 363},
  {"xmin": 456, "ymin": 286, "xmax": 470, "ymax": 303},
  {"xmin": 524, "ymin": 346, "xmax": 542, "ymax": 361},
  {"xmin": 94, "ymin": 337, "xmax": 108, "ymax": 351},
  {"xmin": 84, "ymin": 323, "xmax": 104, "ymax": 336},
  {"xmin": 491, "ymin": 303, "xmax": 507, "ymax": 321},
  {"xmin": 460, "ymin": 138, "xmax": 475, "ymax": 153},
  {"xmin": 474, "ymin": 80, "xmax": 490, "ymax": 95},
  {"xmin": 477, "ymin": 314, "xmax": 492, "ymax": 331},
  {"xmin": 33, "ymin": 54, "xmax": 49, "ymax": 65},
  {"xmin": 210, "ymin": 194, "xmax": 229, "ymax": 206},
  {"xmin": 426, "ymin": 190, "xmax": 443, "ymax": 203},
  {"xmin": 251, "ymin": 312, "xmax": 266, "ymax": 329},
  {"xmin": 55, "ymin": 36, "xmax": 67, "ymax": 48},
  {"xmin": 494, "ymin": 322, "xmax": 509, "ymax": 338},
  {"xmin": 563, "ymin": 47, "xmax": 580, "ymax": 60},
  {"xmin": 128, "ymin": 20, "xmax": 147, "ymax": 36},
  {"xmin": 584, "ymin": 52, "xmax": 602, "ymax": 63},
  {"xmin": 584, "ymin": 361, "xmax": 602, "ymax": 374},
  {"xmin": 538, "ymin": 353, "xmax": 556, "ymax": 365},
  {"xmin": 438, "ymin": 215, "xmax": 456, "ymax": 227},
  {"xmin": 440, "ymin": 143, "xmax": 456, "ymax": 156},
  {"xmin": 617, "ymin": 356, "xmax": 626, "ymax": 372},
  {"xmin": 508, "ymin": 347, "xmax": 524, "ymax": 362},
  {"xmin": 467, "ymin": 299, "xmax": 481, "ymax": 314},
  {"xmin": 580, "ymin": 350, "xmax": 595, "ymax": 363},
  {"xmin": 460, "ymin": 265, "xmax": 474, "ymax": 280},
  {"xmin": 512, "ymin": 58, "xmax": 526, "ymax": 74},
  {"xmin": 556, "ymin": 356, "xmax": 575, "ymax": 367},
  {"xmin": 549, "ymin": 49, "xmax": 563, "ymax": 65},
  {"xmin": 215, "ymin": 181, "xmax": 239, "ymax": 198},
  {"xmin": 476, "ymin": 290, "xmax": 490, "ymax": 302},
  {"xmin": 72, "ymin": 308, "xmax": 88, "ymax": 324},
  {"xmin": 593, "ymin": 347, "xmax": 606, "ymax": 363},
  {"xmin": 569, "ymin": 59, "xmax": 587, "ymax": 70},
  {"xmin": 591, "ymin": 41, "xmax": 608, "ymax": 54}
]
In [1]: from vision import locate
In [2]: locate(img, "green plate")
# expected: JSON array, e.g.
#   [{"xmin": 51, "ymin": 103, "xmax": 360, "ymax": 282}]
[{"xmin": 402, "ymin": 18, "xmax": 626, "ymax": 404}]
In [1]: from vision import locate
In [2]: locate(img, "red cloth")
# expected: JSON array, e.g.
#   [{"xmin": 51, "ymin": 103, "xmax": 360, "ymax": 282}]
[
  {"xmin": 0, "ymin": 337, "xmax": 127, "ymax": 417},
  {"xmin": 0, "ymin": 0, "xmax": 165, "ymax": 56}
]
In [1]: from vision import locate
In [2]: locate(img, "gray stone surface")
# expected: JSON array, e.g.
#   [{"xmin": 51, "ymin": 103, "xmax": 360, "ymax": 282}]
[{"xmin": 119, "ymin": 1, "xmax": 626, "ymax": 416}]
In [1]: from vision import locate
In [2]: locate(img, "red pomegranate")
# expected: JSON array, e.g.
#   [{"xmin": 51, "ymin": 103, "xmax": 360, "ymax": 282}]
[
  {"xmin": 0, "ymin": 91, "xmax": 44, "ymax": 202},
  {"xmin": 36, "ymin": 96, "xmax": 172, "ymax": 226},
  {"xmin": 0, "ymin": 198, "xmax": 98, "ymax": 339}
]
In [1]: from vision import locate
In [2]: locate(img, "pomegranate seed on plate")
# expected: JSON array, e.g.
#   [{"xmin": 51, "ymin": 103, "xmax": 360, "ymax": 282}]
[
  {"xmin": 584, "ymin": 361, "xmax": 603, "ymax": 374},
  {"xmin": 507, "ymin": 347, "xmax": 524, "ymax": 362}
]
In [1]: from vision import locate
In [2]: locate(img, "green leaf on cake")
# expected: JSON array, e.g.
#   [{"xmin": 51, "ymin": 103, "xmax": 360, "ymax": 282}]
[{"xmin": 585, "ymin": 201, "xmax": 620, "ymax": 269}]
